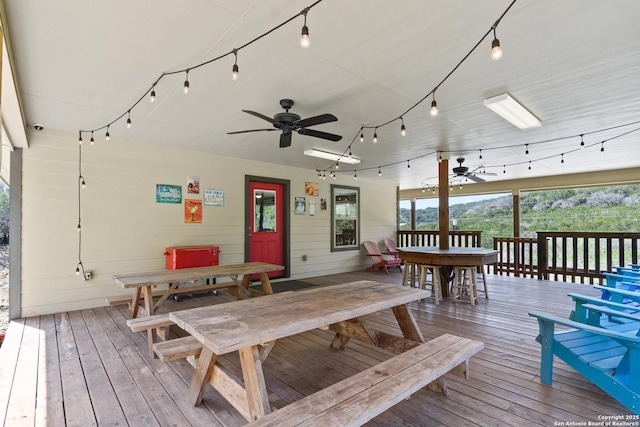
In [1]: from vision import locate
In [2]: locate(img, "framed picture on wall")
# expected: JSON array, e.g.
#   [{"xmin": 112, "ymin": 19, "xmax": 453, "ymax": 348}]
[
  {"xmin": 294, "ymin": 196, "xmax": 306, "ymax": 215},
  {"xmin": 184, "ymin": 199, "xmax": 202, "ymax": 223},
  {"xmin": 156, "ymin": 184, "xmax": 182, "ymax": 204}
]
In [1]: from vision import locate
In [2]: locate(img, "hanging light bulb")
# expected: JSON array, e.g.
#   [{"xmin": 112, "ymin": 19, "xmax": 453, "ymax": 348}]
[
  {"xmin": 459, "ymin": 183, "xmax": 463, "ymax": 189},
  {"xmin": 422, "ymin": 187, "xmax": 426, "ymax": 193},
  {"xmin": 300, "ymin": 8, "xmax": 310, "ymax": 48},
  {"xmin": 354, "ymin": 170, "xmax": 357, "ymax": 180},
  {"xmin": 525, "ymin": 144, "xmax": 529, "ymax": 157},
  {"xmin": 335, "ymin": 162, "xmax": 339, "ymax": 170},
  {"xmin": 150, "ymin": 85, "xmax": 156, "ymax": 102},
  {"xmin": 360, "ymin": 129, "xmax": 364, "ymax": 143},
  {"xmin": 600, "ymin": 141, "xmax": 605, "ymax": 154},
  {"xmin": 400, "ymin": 118, "xmax": 406, "ymax": 136},
  {"xmin": 76, "ymin": 265, "xmax": 80, "ymax": 275},
  {"xmin": 503, "ymin": 165, "xmax": 506, "ymax": 174},
  {"xmin": 90, "ymin": 131, "xmax": 94, "ymax": 145},
  {"xmin": 373, "ymin": 128, "xmax": 378, "ymax": 143},
  {"xmin": 80, "ymin": 176, "xmax": 86, "ymax": 188},
  {"xmin": 560, "ymin": 153, "xmax": 565, "ymax": 166},
  {"xmin": 78, "ymin": 132, "xmax": 83, "ymax": 145},
  {"xmin": 528, "ymin": 161, "xmax": 532, "ymax": 173},
  {"xmin": 432, "ymin": 187, "xmax": 436, "ymax": 194},
  {"xmin": 126, "ymin": 111, "xmax": 132, "ymax": 129},
  {"xmin": 77, "ymin": 223, "xmax": 81, "ymax": 232},
  {"xmin": 105, "ymin": 125, "xmax": 110, "ymax": 141},
  {"xmin": 430, "ymin": 92, "xmax": 439, "ymax": 117},
  {"xmin": 407, "ymin": 160, "xmax": 410, "ymax": 169},
  {"xmin": 232, "ymin": 50, "xmax": 239, "ymax": 81},
  {"xmin": 479, "ymin": 149, "xmax": 483, "ymax": 161},
  {"xmin": 491, "ymin": 26, "xmax": 503, "ymax": 60},
  {"xmin": 580, "ymin": 134, "xmax": 585, "ymax": 149},
  {"xmin": 438, "ymin": 152, "xmax": 442, "ymax": 163},
  {"xmin": 183, "ymin": 70, "xmax": 190, "ymax": 94},
  {"xmin": 348, "ymin": 147, "xmax": 352, "ymax": 158},
  {"xmin": 378, "ymin": 167, "xmax": 382, "ymax": 177}
]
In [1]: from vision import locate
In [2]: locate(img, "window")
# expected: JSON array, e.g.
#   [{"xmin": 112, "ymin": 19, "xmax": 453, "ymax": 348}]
[
  {"xmin": 331, "ymin": 185, "xmax": 359, "ymax": 251},
  {"xmin": 254, "ymin": 189, "xmax": 276, "ymax": 232}
]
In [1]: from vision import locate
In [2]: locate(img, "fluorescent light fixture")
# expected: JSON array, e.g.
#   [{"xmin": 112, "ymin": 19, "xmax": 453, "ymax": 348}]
[
  {"xmin": 483, "ymin": 93, "xmax": 541, "ymax": 129},
  {"xmin": 304, "ymin": 149, "xmax": 360, "ymax": 164}
]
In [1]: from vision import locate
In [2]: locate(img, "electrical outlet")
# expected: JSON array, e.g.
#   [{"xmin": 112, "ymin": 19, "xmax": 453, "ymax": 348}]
[{"xmin": 84, "ymin": 271, "xmax": 92, "ymax": 281}]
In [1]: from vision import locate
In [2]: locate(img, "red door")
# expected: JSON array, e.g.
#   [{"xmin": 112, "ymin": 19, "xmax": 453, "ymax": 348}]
[{"xmin": 249, "ymin": 181, "xmax": 284, "ymax": 279}]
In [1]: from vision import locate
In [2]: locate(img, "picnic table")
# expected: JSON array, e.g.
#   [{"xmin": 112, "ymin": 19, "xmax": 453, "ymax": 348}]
[
  {"xmin": 162, "ymin": 280, "xmax": 483, "ymax": 423},
  {"xmin": 113, "ymin": 262, "xmax": 284, "ymax": 319}
]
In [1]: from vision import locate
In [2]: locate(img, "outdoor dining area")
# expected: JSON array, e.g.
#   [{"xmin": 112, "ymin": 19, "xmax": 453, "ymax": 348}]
[{"xmin": 1, "ymin": 263, "xmax": 636, "ymax": 426}]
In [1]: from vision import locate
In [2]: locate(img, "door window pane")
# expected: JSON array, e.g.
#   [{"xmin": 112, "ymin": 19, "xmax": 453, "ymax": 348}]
[{"xmin": 254, "ymin": 190, "xmax": 276, "ymax": 232}]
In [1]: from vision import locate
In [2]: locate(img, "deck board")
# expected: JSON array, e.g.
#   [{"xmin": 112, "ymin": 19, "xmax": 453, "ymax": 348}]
[{"xmin": 0, "ymin": 271, "xmax": 634, "ymax": 426}]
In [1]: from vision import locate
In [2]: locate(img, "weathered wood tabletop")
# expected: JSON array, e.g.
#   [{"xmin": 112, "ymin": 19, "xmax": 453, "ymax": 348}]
[{"xmin": 169, "ymin": 280, "xmax": 429, "ymax": 421}]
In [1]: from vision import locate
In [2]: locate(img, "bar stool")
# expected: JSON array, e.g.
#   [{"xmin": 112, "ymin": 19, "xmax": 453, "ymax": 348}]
[
  {"xmin": 476, "ymin": 265, "xmax": 489, "ymax": 299},
  {"xmin": 402, "ymin": 262, "xmax": 419, "ymax": 287},
  {"xmin": 417, "ymin": 264, "xmax": 442, "ymax": 305},
  {"xmin": 452, "ymin": 266, "xmax": 478, "ymax": 305}
]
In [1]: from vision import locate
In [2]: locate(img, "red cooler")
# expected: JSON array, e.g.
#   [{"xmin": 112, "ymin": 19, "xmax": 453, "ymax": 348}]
[{"xmin": 164, "ymin": 246, "xmax": 220, "ymax": 270}]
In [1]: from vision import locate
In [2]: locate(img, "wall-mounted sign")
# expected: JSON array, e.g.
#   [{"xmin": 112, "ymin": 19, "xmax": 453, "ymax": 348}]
[
  {"xmin": 204, "ymin": 189, "xmax": 224, "ymax": 206},
  {"xmin": 156, "ymin": 184, "xmax": 182, "ymax": 204}
]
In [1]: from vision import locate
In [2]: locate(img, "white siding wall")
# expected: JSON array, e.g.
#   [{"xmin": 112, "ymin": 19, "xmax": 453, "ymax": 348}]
[{"xmin": 19, "ymin": 130, "xmax": 398, "ymax": 316}]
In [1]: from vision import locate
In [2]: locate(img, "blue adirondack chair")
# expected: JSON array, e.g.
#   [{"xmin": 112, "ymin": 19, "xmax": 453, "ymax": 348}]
[{"xmin": 529, "ymin": 311, "xmax": 640, "ymax": 415}]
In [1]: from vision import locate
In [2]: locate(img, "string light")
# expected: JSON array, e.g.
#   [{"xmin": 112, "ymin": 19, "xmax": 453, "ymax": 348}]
[
  {"xmin": 580, "ymin": 134, "xmax": 584, "ymax": 149},
  {"xmin": 528, "ymin": 161, "xmax": 532, "ymax": 173},
  {"xmin": 430, "ymin": 92, "xmax": 439, "ymax": 117},
  {"xmin": 600, "ymin": 141, "xmax": 605, "ymax": 154},
  {"xmin": 126, "ymin": 110, "xmax": 132, "ymax": 129},
  {"xmin": 525, "ymin": 144, "xmax": 529, "ymax": 156},
  {"xmin": 373, "ymin": 128, "xmax": 378, "ymax": 143},
  {"xmin": 150, "ymin": 85, "xmax": 156, "ymax": 102},
  {"xmin": 459, "ymin": 183, "xmax": 463, "ymax": 189},
  {"xmin": 438, "ymin": 152, "xmax": 442, "ymax": 163},
  {"xmin": 183, "ymin": 70, "xmax": 190, "ymax": 94},
  {"xmin": 360, "ymin": 129, "xmax": 364, "ymax": 143},
  {"xmin": 335, "ymin": 162, "xmax": 339, "ymax": 170},
  {"xmin": 300, "ymin": 7, "xmax": 310, "ymax": 48},
  {"xmin": 78, "ymin": 131, "xmax": 83, "ymax": 145},
  {"xmin": 407, "ymin": 160, "xmax": 410, "ymax": 169},
  {"xmin": 503, "ymin": 165, "xmax": 506, "ymax": 174},
  {"xmin": 232, "ymin": 50, "xmax": 239, "ymax": 81},
  {"xmin": 560, "ymin": 153, "xmax": 565, "ymax": 166},
  {"xmin": 491, "ymin": 24, "xmax": 503, "ymax": 60},
  {"xmin": 348, "ymin": 147, "xmax": 352, "ymax": 158},
  {"xmin": 400, "ymin": 118, "xmax": 406, "ymax": 137},
  {"xmin": 105, "ymin": 125, "xmax": 110, "ymax": 141},
  {"xmin": 90, "ymin": 131, "xmax": 94, "ymax": 145},
  {"xmin": 354, "ymin": 170, "xmax": 357, "ymax": 180},
  {"xmin": 378, "ymin": 167, "xmax": 382, "ymax": 177}
]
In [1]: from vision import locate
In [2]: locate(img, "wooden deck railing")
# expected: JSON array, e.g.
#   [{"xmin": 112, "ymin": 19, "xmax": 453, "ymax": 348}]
[
  {"xmin": 537, "ymin": 232, "xmax": 640, "ymax": 284},
  {"xmin": 397, "ymin": 230, "xmax": 482, "ymax": 248},
  {"xmin": 492, "ymin": 237, "xmax": 538, "ymax": 278},
  {"xmin": 400, "ymin": 230, "xmax": 640, "ymax": 285}
]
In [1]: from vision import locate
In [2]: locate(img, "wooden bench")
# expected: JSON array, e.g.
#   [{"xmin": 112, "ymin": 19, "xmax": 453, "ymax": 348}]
[
  {"xmin": 529, "ymin": 311, "xmax": 640, "ymax": 415},
  {"xmin": 153, "ymin": 336, "xmax": 203, "ymax": 362},
  {"xmin": 245, "ymin": 334, "xmax": 484, "ymax": 426},
  {"xmin": 126, "ymin": 313, "xmax": 175, "ymax": 356}
]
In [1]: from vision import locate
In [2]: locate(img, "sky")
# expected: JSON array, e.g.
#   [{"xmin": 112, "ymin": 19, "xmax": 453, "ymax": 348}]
[{"xmin": 403, "ymin": 193, "xmax": 508, "ymax": 209}]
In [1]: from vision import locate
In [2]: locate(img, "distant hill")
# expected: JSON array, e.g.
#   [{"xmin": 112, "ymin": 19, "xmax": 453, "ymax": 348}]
[{"xmin": 400, "ymin": 184, "xmax": 640, "ymax": 248}]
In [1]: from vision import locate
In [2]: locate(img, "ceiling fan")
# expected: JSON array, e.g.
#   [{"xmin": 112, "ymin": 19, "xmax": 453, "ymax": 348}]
[
  {"xmin": 227, "ymin": 99, "xmax": 343, "ymax": 148},
  {"xmin": 452, "ymin": 157, "xmax": 496, "ymax": 183}
]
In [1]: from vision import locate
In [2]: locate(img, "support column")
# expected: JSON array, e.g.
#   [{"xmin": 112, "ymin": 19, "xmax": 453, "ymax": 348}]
[
  {"xmin": 410, "ymin": 198, "xmax": 416, "ymax": 245},
  {"xmin": 513, "ymin": 190, "xmax": 520, "ymax": 238},
  {"xmin": 438, "ymin": 156, "xmax": 449, "ymax": 250}
]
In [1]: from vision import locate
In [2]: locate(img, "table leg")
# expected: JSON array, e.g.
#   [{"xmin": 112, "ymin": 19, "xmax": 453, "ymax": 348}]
[
  {"xmin": 188, "ymin": 346, "xmax": 218, "ymax": 406},
  {"xmin": 439, "ymin": 265, "xmax": 454, "ymax": 298},
  {"xmin": 239, "ymin": 346, "xmax": 271, "ymax": 421},
  {"xmin": 142, "ymin": 286, "xmax": 156, "ymax": 357},
  {"xmin": 258, "ymin": 272, "xmax": 273, "ymax": 295},
  {"xmin": 391, "ymin": 305, "xmax": 425, "ymax": 343},
  {"xmin": 130, "ymin": 287, "xmax": 141, "ymax": 318}
]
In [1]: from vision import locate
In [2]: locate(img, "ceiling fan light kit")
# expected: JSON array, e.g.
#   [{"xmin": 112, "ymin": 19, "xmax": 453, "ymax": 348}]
[{"xmin": 484, "ymin": 93, "xmax": 541, "ymax": 129}]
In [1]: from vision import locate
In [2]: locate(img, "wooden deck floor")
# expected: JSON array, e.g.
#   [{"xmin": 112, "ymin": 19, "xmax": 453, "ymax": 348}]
[{"xmin": 0, "ymin": 271, "xmax": 633, "ymax": 426}]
